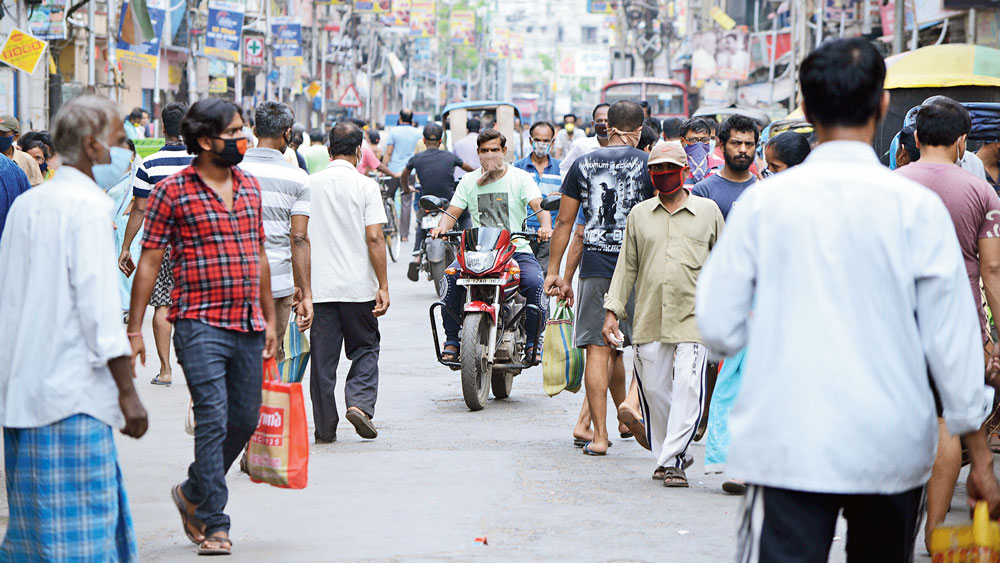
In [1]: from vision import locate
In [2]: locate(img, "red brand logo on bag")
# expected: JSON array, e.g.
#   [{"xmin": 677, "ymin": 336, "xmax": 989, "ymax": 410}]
[{"xmin": 258, "ymin": 407, "xmax": 284, "ymax": 435}]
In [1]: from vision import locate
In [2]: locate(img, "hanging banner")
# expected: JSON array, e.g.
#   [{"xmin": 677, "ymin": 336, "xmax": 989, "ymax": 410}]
[
  {"xmin": 691, "ymin": 27, "xmax": 750, "ymax": 82},
  {"xmin": 449, "ymin": 10, "xmax": 475, "ymax": 46},
  {"xmin": 353, "ymin": 0, "xmax": 392, "ymax": 14},
  {"xmin": 587, "ymin": 0, "xmax": 618, "ymax": 14},
  {"xmin": 511, "ymin": 32, "xmax": 524, "ymax": 59},
  {"xmin": 116, "ymin": 0, "xmax": 166, "ymax": 69},
  {"xmin": 272, "ymin": 17, "xmax": 304, "ymax": 67},
  {"xmin": 410, "ymin": 0, "xmax": 436, "ymax": 37},
  {"xmin": 0, "ymin": 29, "xmax": 47, "ymax": 74},
  {"xmin": 28, "ymin": 0, "xmax": 69, "ymax": 41},
  {"xmin": 205, "ymin": 1, "xmax": 244, "ymax": 62}
]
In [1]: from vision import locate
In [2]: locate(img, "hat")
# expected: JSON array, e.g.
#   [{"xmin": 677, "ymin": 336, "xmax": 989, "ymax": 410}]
[
  {"xmin": 0, "ymin": 115, "xmax": 19, "ymax": 135},
  {"xmin": 648, "ymin": 140, "xmax": 686, "ymax": 167}
]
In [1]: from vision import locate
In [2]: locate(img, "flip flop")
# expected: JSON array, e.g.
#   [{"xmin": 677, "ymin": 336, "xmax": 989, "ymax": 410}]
[
  {"xmin": 620, "ymin": 431, "xmax": 634, "ymax": 439},
  {"xmin": 171, "ymin": 485, "xmax": 205, "ymax": 545},
  {"xmin": 150, "ymin": 373, "xmax": 172, "ymax": 386},
  {"xmin": 575, "ymin": 439, "xmax": 611, "ymax": 448},
  {"xmin": 198, "ymin": 535, "xmax": 232, "ymax": 556},
  {"xmin": 582, "ymin": 442, "xmax": 607, "ymax": 456},
  {"xmin": 617, "ymin": 404, "xmax": 649, "ymax": 450}
]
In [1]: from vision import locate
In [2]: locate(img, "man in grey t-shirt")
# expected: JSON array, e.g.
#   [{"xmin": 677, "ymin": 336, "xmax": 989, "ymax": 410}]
[{"xmin": 692, "ymin": 115, "xmax": 759, "ymax": 219}]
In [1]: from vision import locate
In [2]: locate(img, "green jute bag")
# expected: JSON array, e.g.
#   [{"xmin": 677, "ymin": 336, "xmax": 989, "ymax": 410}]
[{"xmin": 542, "ymin": 301, "xmax": 585, "ymax": 396}]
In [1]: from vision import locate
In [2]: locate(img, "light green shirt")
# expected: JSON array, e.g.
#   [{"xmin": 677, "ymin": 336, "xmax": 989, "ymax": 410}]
[
  {"xmin": 604, "ymin": 192, "xmax": 725, "ymax": 345},
  {"xmin": 304, "ymin": 144, "xmax": 331, "ymax": 175},
  {"xmin": 450, "ymin": 166, "xmax": 543, "ymax": 254}
]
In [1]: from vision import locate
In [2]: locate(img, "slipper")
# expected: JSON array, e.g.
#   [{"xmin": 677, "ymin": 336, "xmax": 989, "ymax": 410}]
[
  {"xmin": 407, "ymin": 262, "xmax": 420, "ymax": 282},
  {"xmin": 198, "ymin": 535, "xmax": 232, "ymax": 556},
  {"xmin": 151, "ymin": 373, "xmax": 172, "ymax": 386},
  {"xmin": 723, "ymin": 479, "xmax": 747, "ymax": 495},
  {"xmin": 617, "ymin": 404, "xmax": 649, "ymax": 450},
  {"xmin": 662, "ymin": 467, "xmax": 689, "ymax": 488},
  {"xmin": 171, "ymin": 485, "xmax": 205, "ymax": 545},
  {"xmin": 620, "ymin": 431, "xmax": 634, "ymax": 439},
  {"xmin": 581, "ymin": 442, "xmax": 607, "ymax": 456},
  {"xmin": 575, "ymin": 438, "xmax": 611, "ymax": 448}
]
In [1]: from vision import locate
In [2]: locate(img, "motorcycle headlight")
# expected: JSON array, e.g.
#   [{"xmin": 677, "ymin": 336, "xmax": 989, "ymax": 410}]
[{"xmin": 464, "ymin": 251, "xmax": 495, "ymax": 274}]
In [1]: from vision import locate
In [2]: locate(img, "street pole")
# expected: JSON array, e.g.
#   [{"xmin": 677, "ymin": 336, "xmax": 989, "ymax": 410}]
[
  {"xmin": 188, "ymin": 0, "xmax": 197, "ymax": 106},
  {"xmin": 312, "ymin": 2, "xmax": 319, "ymax": 77},
  {"xmin": 108, "ymin": 0, "xmax": 118, "ymax": 100},
  {"xmin": 969, "ymin": 9, "xmax": 978, "ymax": 43},
  {"xmin": 892, "ymin": 0, "xmax": 904, "ymax": 55},
  {"xmin": 862, "ymin": 0, "xmax": 872, "ymax": 35},
  {"xmin": 446, "ymin": 45, "xmax": 453, "ymax": 104},
  {"xmin": 87, "ymin": 0, "xmax": 96, "ymax": 88},
  {"xmin": 265, "ymin": 0, "xmax": 273, "ymax": 100},
  {"xmin": 16, "ymin": 0, "xmax": 29, "ymax": 125}
]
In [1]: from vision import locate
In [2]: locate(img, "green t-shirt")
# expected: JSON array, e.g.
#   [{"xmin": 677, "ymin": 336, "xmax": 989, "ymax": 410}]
[{"xmin": 450, "ymin": 166, "xmax": 542, "ymax": 254}]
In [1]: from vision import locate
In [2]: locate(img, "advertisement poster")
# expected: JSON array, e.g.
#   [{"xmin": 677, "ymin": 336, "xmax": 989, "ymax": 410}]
[
  {"xmin": 0, "ymin": 28, "xmax": 47, "ymax": 74},
  {"xmin": 28, "ymin": 0, "xmax": 68, "ymax": 41},
  {"xmin": 691, "ymin": 27, "xmax": 750, "ymax": 82},
  {"xmin": 382, "ymin": 0, "xmax": 410, "ymax": 29},
  {"xmin": 354, "ymin": 0, "xmax": 392, "ymax": 14},
  {"xmin": 497, "ymin": 28, "xmax": 510, "ymax": 59},
  {"xmin": 205, "ymin": 1, "xmax": 244, "ymax": 62},
  {"xmin": 587, "ymin": 0, "xmax": 618, "ymax": 13},
  {"xmin": 511, "ymin": 32, "xmax": 524, "ymax": 59},
  {"xmin": 116, "ymin": 0, "xmax": 166, "ymax": 69},
  {"xmin": 449, "ymin": 10, "xmax": 475, "ymax": 46},
  {"xmin": 410, "ymin": 0, "xmax": 436, "ymax": 37},
  {"xmin": 272, "ymin": 17, "xmax": 303, "ymax": 67}
]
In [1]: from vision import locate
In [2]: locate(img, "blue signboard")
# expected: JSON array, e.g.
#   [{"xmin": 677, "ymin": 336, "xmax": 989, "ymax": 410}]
[
  {"xmin": 271, "ymin": 17, "xmax": 303, "ymax": 67},
  {"xmin": 115, "ymin": 0, "xmax": 166, "ymax": 69},
  {"xmin": 205, "ymin": 1, "xmax": 244, "ymax": 62}
]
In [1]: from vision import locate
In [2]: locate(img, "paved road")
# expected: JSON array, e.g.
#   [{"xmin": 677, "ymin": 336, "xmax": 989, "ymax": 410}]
[{"xmin": 0, "ymin": 245, "xmax": 968, "ymax": 561}]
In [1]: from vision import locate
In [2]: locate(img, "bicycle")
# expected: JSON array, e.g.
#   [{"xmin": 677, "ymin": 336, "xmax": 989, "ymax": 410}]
[{"xmin": 373, "ymin": 174, "xmax": 401, "ymax": 263}]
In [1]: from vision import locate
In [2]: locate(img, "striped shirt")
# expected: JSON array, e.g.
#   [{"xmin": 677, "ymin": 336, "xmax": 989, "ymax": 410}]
[
  {"xmin": 131, "ymin": 144, "xmax": 194, "ymax": 198},
  {"xmin": 238, "ymin": 148, "xmax": 310, "ymax": 299},
  {"xmin": 514, "ymin": 155, "xmax": 562, "ymax": 229}
]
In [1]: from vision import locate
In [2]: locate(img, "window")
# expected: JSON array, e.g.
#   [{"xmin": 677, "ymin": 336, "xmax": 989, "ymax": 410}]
[{"xmin": 581, "ymin": 26, "xmax": 598, "ymax": 44}]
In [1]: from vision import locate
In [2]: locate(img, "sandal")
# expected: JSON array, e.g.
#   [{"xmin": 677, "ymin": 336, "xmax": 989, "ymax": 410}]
[
  {"xmin": 441, "ymin": 345, "xmax": 459, "ymax": 362},
  {"xmin": 575, "ymin": 438, "xmax": 611, "ymax": 448},
  {"xmin": 662, "ymin": 467, "xmax": 689, "ymax": 488},
  {"xmin": 617, "ymin": 404, "xmax": 649, "ymax": 450},
  {"xmin": 582, "ymin": 442, "xmax": 608, "ymax": 456},
  {"xmin": 198, "ymin": 534, "xmax": 232, "ymax": 556},
  {"xmin": 151, "ymin": 373, "xmax": 172, "ymax": 386},
  {"xmin": 172, "ymin": 485, "xmax": 205, "ymax": 545}
]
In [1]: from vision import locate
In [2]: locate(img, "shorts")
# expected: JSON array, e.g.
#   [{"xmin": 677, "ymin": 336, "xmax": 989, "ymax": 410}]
[
  {"xmin": 150, "ymin": 246, "xmax": 174, "ymax": 308},
  {"xmin": 574, "ymin": 276, "xmax": 634, "ymax": 349}
]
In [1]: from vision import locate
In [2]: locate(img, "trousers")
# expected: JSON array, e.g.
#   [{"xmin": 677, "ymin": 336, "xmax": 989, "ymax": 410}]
[
  {"xmin": 634, "ymin": 341, "xmax": 708, "ymax": 469},
  {"xmin": 310, "ymin": 301, "xmax": 381, "ymax": 441}
]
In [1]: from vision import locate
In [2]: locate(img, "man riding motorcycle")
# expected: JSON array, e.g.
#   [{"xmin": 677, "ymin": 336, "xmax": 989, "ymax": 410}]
[{"xmin": 431, "ymin": 128, "xmax": 553, "ymax": 363}]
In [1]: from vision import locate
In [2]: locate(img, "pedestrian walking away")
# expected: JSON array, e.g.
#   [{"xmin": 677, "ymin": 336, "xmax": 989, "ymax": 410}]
[
  {"xmin": 308, "ymin": 121, "xmax": 391, "ymax": 443},
  {"xmin": 383, "ymin": 109, "xmax": 423, "ymax": 240},
  {"xmin": 696, "ymin": 38, "xmax": 1000, "ymax": 561},
  {"xmin": 0, "ymin": 95, "xmax": 148, "ymax": 562},
  {"xmin": 603, "ymin": 141, "xmax": 723, "ymax": 485},
  {"xmin": 127, "ymin": 98, "xmax": 277, "ymax": 557},
  {"xmin": 453, "ymin": 117, "xmax": 482, "ymax": 181}
]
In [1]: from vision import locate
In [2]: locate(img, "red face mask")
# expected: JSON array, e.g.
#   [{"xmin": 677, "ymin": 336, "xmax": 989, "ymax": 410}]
[{"xmin": 651, "ymin": 169, "xmax": 684, "ymax": 195}]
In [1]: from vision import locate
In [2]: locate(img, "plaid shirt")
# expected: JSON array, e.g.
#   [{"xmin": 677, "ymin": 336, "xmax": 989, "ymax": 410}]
[{"xmin": 141, "ymin": 164, "xmax": 266, "ymax": 332}]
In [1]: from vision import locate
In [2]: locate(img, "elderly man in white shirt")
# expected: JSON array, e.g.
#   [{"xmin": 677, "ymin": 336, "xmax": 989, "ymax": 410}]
[
  {"xmin": 696, "ymin": 38, "xmax": 1000, "ymax": 562},
  {"xmin": 0, "ymin": 95, "xmax": 147, "ymax": 561}
]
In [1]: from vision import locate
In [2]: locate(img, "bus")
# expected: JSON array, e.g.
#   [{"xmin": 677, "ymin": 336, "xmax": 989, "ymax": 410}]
[{"xmin": 600, "ymin": 78, "xmax": 689, "ymax": 118}]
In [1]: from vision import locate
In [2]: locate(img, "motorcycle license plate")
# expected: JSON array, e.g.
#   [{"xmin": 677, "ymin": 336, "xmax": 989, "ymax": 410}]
[
  {"xmin": 457, "ymin": 278, "xmax": 502, "ymax": 286},
  {"xmin": 421, "ymin": 215, "xmax": 439, "ymax": 229}
]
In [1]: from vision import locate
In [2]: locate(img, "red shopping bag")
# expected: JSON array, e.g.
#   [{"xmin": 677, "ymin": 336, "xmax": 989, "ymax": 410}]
[{"xmin": 248, "ymin": 358, "xmax": 309, "ymax": 489}]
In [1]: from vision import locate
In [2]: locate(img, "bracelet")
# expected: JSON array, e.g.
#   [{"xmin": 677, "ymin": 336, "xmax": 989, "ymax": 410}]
[{"xmin": 126, "ymin": 332, "xmax": 143, "ymax": 338}]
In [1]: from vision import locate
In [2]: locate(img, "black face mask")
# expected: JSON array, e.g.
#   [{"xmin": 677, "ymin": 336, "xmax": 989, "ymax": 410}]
[{"xmin": 212, "ymin": 137, "xmax": 247, "ymax": 166}]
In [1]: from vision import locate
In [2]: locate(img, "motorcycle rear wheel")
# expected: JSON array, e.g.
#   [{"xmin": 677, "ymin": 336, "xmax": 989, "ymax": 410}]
[{"xmin": 460, "ymin": 313, "xmax": 492, "ymax": 411}]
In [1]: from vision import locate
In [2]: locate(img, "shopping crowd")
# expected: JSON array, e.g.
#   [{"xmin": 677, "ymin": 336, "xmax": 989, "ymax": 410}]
[{"xmin": 3, "ymin": 36, "xmax": 1000, "ymax": 561}]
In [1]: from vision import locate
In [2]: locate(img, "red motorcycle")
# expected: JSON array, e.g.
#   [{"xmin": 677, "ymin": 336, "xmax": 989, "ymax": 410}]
[{"xmin": 422, "ymin": 194, "xmax": 561, "ymax": 411}]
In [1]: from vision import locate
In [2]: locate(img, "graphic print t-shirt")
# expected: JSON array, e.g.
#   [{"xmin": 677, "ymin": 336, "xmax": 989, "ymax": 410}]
[
  {"xmin": 450, "ymin": 167, "xmax": 542, "ymax": 254},
  {"xmin": 561, "ymin": 145, "xmax": 655, "ymax": 278}
]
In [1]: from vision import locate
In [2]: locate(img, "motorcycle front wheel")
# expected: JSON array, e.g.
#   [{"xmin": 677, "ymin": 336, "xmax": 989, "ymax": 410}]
[
  {"xmin": 430, "ymin": 261, "xmax": 447, "ymax": 299},
  {"xmin": 491, "ymin": 369, "xmax": 513, "ymax": 399},
  {"xmin": 460, "ymin": 312, "xmax": 493, "ymax": 411}
]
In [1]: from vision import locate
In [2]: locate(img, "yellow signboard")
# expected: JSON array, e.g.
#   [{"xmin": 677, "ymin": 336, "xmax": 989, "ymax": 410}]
[
  {"xmin": 710, "ymin": 7, "xmax": 737, "ymax": 31},
  {"xmin": 209, "ymin": 76, "xmax": 228, "ymax": 94},
  {"xmin": 1, "ymin": 28, "xmax": 47, "ymax": 74}
]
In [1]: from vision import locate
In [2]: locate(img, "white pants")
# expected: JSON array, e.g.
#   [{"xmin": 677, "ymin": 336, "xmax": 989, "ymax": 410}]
[{"xmin": 634, "ymin": 341, "xmax": 708, "ymax": 469}]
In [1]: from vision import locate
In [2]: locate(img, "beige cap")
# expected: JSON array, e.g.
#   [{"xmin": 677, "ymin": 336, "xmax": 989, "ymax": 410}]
[{"xmin": 648, "ymin": 140, "xmax": 686, "ymax": 167}]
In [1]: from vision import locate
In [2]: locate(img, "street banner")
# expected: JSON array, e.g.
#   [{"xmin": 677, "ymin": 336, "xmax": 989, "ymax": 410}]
[
  {"xmin": 587, "ymin": 0, "xmax": 618, "ymax": 14},
  {"xmin": 272, "ymin": 17, "xmax": 304, "ymax": 67},
  {"xmin": 691, "ymin": 27, "xmax": 750, "ymax": 82},
  {"xmin": 410, "ymin": 0, "xmax": 436, "ymax": 37},
  {"xmin": 243, "ymin": 35, "xmax": 264, "ymax": 67},
  {"xmin": 353, "ymin": 0, "xmax": 392, "ymax": 14},
  {"xmin": 0, "ymin": 29, "xmax": 47, "ymax": 74},
  {"xmin": 449, "ymin": 10, "xmax": 475, "ymax": 46},
  {"xmin": 116, "ymin": 0, "xmax": 165, "ymax": 70},
  {"xmin": 511, "ymin": 32, "xmax": 524, "ymax": 59},
  {"xmin": 497, "ymin": 29, "xmax": 510, "ymax": 59},
  {"xmin": 28, "ymin": 0, "xmax": 68, "ymax": 41},
  {"xmin": 205, "ymin": 1, "xmax": 244, "ymax": 62}
]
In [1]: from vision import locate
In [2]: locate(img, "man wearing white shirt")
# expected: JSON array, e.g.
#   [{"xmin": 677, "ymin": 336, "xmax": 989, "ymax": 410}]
[
  {"xmin": 0, "ymin": 95, "xmax": 148, "ymax": 561},
  {"xmin": 559, "ymin": 103, "xmax": 609, "ymax": 176},
  {"xmin": 308, "ymin": 122, "xmax": 390, "ymax": 443},
  {"xmin": 696, "ymin": 38, "xmax": 1000, "ymax": 561}
]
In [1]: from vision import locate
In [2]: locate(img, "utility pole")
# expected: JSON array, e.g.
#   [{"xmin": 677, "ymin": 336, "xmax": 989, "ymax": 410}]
[
  {"xmin": 87, "ymin": 0, "xmax": 96, "ymax": 88},
  {"xmin": 107, "ymin": 0, "xmax": 118, "ymax": 100},
  {"xmin": 265, "ymin": 0, "xmax": 273, "ymax": 100},
  {"xmin": 892, "ymin": 0, "xmax": 905, "ymax": 55},
  {"xmin": 16, "ymin": 0, "xmax": 29, "ymax": 125},
  {"xmin": 188, "ymin": 0, "xmax": 197, "ymax": 106}
]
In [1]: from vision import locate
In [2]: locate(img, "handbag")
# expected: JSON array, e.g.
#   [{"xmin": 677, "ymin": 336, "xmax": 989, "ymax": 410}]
[
  {"xmin": 541, "ymin": 301, "xmax": 585, "ymax": 397},
  {"xmin": 277, "ymin": 312, "xmax": 310, "ymax": 383},
  {"xmin": 247, "ymin": 358, "xmax": 309, "ymax": 489}
]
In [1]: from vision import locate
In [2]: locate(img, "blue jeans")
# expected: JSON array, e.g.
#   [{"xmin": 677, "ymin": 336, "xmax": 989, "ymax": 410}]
[
  {"xmin": 442, "ymin": 251, "xmax": 546, "ymax": 351},
  {"xmin": 173, "ymin": 319, "xmax": 264, "ymax": 535}
]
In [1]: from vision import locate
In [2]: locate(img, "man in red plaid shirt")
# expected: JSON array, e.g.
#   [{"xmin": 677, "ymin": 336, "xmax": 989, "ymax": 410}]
[{"xmin": 127, "ymin": 98, "xmax": 277, "ymax": 557}]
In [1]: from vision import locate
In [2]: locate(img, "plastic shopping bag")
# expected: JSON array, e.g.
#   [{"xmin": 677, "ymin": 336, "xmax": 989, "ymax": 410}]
[
  {"xmin": 277, "ymin": 312, "xmax": 310, "ymax": 383},
  {"xmin": 248, "ymin": 358, "xmax": 309, "ymax": 489},
  {"xmin": 541, "ymin": 301, "xmax": 585, "ymax": 397}
]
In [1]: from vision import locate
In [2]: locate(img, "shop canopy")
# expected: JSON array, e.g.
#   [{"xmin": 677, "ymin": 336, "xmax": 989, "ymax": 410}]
[{"xmin": 884, "ymin": 44, "xmax": 1000, "ymax": 89}]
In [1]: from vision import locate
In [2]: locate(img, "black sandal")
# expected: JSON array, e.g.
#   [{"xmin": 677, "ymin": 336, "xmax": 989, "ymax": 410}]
[{"xmin": 441, "ymin": 345, "xmax": 459, "ymax": 362}]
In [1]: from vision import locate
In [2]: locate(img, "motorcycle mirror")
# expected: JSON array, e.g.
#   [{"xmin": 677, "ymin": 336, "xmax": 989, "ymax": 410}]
[
  {"xmin": 419, "ymin": 195, "xmax": 445, "ymax": 211},
  {"xmin": 541, "ymin": 194, "xmax": 562, "ymax": 212}
]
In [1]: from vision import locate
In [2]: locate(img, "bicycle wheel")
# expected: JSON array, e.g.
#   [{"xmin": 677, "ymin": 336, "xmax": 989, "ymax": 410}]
[{"xmin": 385, "ymin": 202, "xmax": 400, "ymax": 262}]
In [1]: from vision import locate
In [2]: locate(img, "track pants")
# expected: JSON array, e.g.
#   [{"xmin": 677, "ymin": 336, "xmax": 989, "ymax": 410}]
[{"xmin": 633, "ymin": 341, "xmax": 708, "ymax": 469}]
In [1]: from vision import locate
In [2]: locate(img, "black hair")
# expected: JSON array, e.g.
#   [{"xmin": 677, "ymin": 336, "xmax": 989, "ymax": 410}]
[
  {"xmin": 679, "ymin": 118, "xmax": 712, "ymax": 138},
  {"xmin": 563, "ymin": 114, "xmax": 577, "ymax": 122},
  {"xmin": 128, "ymin": 107, "xmax": 144, "ymax": 122},
  {"xmin": 423, "ymin": 123, "xmax": 443, "ymax": 140},
  {"xmin": 180, "ymin": 98, "xmax": 243, "ymax": 155},
  {"xmin": 638, "ymin": 100, "xmax": 651, "ymax": 113},
  {"xmin": 399, "ymin": 109, "xmax": 414, "ymax": 124},
  {"xmin": 702, "ymin": 116, "xmax": 719, "ymax": 133},
  {"xmin": 529, "ymin": 121, "xmax": 555, "ymax": 138},
  {"xmin": 592, "ymin": 103, "xmax": 610, "ymax": 120},
  {"xmin": 916, "ymin": 99, "xmax": 972, "ymax": 147},
  {"xmin": 466, "ymin": 117, "xmax": 481, "ymax": 133},
  {"xmin": 662, "ymin": 117, "xmax": 682, "ymax": 139},
  {"xmin": 368, "ymin": 130, "xmax": 380, "ymax": 144},
  {"xmin": 718, "ymin": 114, "xmax": 760, "ymax": 144},
  {"xmin": 309, "ymin": 129, "xmax": 325, "ymax": 143},
  {"xmin": 329, "ymin": 122, "xmax": 364, "ymax": 157},
  {"xmin": 161, "ymin": 102, "xmax": 188, "ymax": 139},
  {"xmin": 607, "ymin": 100, "xmax": 644, "ymax": 132},
  {"xmin": 290, "ymin": 129, "xmax": 304, "ymax": 147},
  {"xmin": 766, "ymin": 132, "xmax": 811, "ymax": 167},
  {"xmin": 21, "ymin": 139, "xmax": 49, "ymax": 159},
  {"xmin": 18, "ymin": 130, "xmax": 53, "ymax": 152},
  {"xmin": 643, "ymin": 117, "xmax": 662, "ymax": 135},
  {"xmin": 800, "ymin": 37, "xmax": 886, "ymax": 128},
  {"xmin": 898, "ymin": 125, "xmax": 920, "ymax": 163},
  {"xmin": 477, "ymin": 128, "xmax": 506, "ymax": 149},
  {"xmin": 637, "ymin": 126, "xmax": 658, "ymax": 152},
  {"xmin": 349, "ymin": 118, "xmax": 368, "ymax": 129}
]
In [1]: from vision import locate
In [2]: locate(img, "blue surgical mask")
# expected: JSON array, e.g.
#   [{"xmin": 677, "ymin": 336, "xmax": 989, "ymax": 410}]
[
  {"xmin": 0, "ymin": 135, "xmax": 13, "ymax": 153},
  {"xmin": 92, "ymin": 142, "xmax": 132, "ymax": 189},
  {"xmin": 39, "ymin": 161, "xmax": 48, "ymax": 174}
]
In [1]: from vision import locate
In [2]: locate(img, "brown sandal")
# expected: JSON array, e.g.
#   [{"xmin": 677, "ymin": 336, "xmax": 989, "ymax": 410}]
[
  {"xmin": 198, "ymin": 535, "xmax": 232, "ymax": 556},
  {"xmin": 172, "ymin": 485, "xmax": 205, "ymax": 545},
  {"xmin": 662, "ymin": 467, "xmax": 689, "ymax": 488}
]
